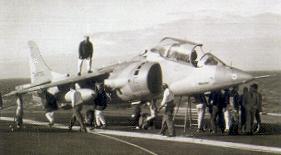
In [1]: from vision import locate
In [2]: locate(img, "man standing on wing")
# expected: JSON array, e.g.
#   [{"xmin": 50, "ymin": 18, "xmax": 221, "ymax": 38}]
[{"xmin": 78, "ymin": 35, "xmax": 93, "ymax": 75}]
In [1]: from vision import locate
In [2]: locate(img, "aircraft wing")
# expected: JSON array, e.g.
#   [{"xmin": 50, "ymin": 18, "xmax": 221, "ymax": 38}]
[{"xmin": 3, "ymin": 65, "xmax": 115, "ymax": 97}]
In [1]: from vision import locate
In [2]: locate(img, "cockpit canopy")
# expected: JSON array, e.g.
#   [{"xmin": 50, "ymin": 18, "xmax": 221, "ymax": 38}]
[{"xmin": 150, "ymin": 37, "xmax": 226, "ymax": 67}]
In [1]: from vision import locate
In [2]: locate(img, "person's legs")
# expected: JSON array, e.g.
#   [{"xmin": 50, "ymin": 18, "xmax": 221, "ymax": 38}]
[
  {"xmin": 255, "ymin": 109, "xmax": 261, "ymax": 133},
  {"xmin": 146, "ymin": 101, "xmax": 157, "ymax": 123},
  {"xmin": 223, "ymin": 107, "xmax": 231, "ymax": 131},
  {"xmin": 166, "ymin": 114, "xmax": 175, "ymax": 136},
  {"xmin": 86, "ymin": 58, "xmax": 92, "ymax": 73},
  {"xmin": 99, "ymin": 111, "xmax": 106, "ymax": 126},
  {"xmin": 85, "ymin": 109, "xmax": 95, "ymax": 126},
  {"xmin": 160, "ymin": 114, "xmax": 168, "ymax": 135},
  {"xmin": 15, "ymin": 96, "xmax": 24, "ymax": 128},
  {"xmin": 131, "ymin": 103, "xmax": 141, "ymax": 127},
  {"xmin": 69, "ymin": 114, "xmax": 76, "ymax": 131},
  {"xmin": 240, "ymin": 107, "xmax": 246, "ymax": 132},
  {"xmin": 74, "ymin": 105, "xmax": 86, "ymax": 132},
  {"xmin": 245, "ymin": 109, "xmax": 254, "ymax": 134},
  {"xmin": 95, "ymin": 110, "xmax": 102, "ymax": 127},
  {"xmin": 196, "ymin": 104, "xmax": 205, "ymax": 130},
  {"xmin": 45, "ymin": 111, "xmax": 54, "ymax": 126},
  {"xmin": 77, "ymin": 59, "xmax": 83, "ymax": 75},
  {"xmin": 210, "ymin": 106, "xmax": 219, "ymax": 133}
]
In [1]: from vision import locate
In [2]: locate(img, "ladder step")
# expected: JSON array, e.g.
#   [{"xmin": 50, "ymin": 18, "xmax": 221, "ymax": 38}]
[{"xmin": 175, "ymin": 124, "xmax": 185, "ymax": 127}]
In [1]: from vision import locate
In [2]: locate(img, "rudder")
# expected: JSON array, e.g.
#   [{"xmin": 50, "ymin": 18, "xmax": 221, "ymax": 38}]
[{"xmin": 28, "ymin": 41, "xmax": 52, "ymax": 85}]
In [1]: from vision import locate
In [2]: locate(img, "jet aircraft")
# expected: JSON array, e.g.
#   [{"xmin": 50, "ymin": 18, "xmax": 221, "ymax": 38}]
[
  {"xmin": 1, "ymin": 37, "xmax": 267, "ymax": 130},
  {"xmin": 2, "ymin": 41, "xmax": 163, "ymax": 129}
]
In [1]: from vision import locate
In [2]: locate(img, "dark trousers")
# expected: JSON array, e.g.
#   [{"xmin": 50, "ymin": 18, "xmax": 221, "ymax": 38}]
[
  {"xmin": 240, "ymin": 106, "xmax": 246, "ymax": 130},
  {"xmin": 160, "ymin": 101, "xmax": 175, "ymax": 136},
  {"xmin": 70, "ymin": 104, "xmax": 86, "ymax": 131},
  {"xmin": 255, "ymin": 110, "xmax": 261, "ymax": 125},
  {"xmin": 160, "ymin": 113, "xmax": 175, "ymax": 136},
  {"xmin": 210, "ymin": 106, "xmax": 224, "ymax": 133},
  {"xmin": 85, "ymin": 109, "xmax": 95, "ymax": 126},
  {"xmin": 245, "ymin": 108, "xmax": 255, "ymax": 133}
]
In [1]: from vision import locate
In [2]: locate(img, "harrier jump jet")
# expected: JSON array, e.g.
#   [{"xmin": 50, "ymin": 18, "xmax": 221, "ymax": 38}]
[{"xmin": 2, "ymin": 41, "xmax": 163, "ymax": 129}]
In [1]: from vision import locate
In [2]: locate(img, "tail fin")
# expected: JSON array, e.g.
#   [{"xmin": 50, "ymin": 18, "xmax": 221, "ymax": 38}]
[{"xmin": 28, "ymin": 41, "xmax": 52, "ymax": 84}]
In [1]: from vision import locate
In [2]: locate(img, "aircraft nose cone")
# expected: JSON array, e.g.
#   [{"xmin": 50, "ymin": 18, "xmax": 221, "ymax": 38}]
[{"xmin": 232, "ymin": 68, "xmax": 253, "ymax": 83}]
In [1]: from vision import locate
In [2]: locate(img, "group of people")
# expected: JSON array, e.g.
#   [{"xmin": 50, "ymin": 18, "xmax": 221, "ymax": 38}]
[
  {"xmin": 131, "ymin": 83, "xmax": 176, "ymax": 137},
  {"xmin": 131, "ymin": 83, "xmax": 263, "ymax": 137},
  {"xmin": 195, "ymin": 83, "xmax": 263, "ymax": 135},
  {"xmin": 45, "ymin": 36, "xmax": 110, "ymax": 132},
  {"xmin": 9, "ymin": 35, "xmax": 264, "ymax": 137},
  {"xmin": 68, "ymin": 83, "xmax": 110, "ymax": 132}
]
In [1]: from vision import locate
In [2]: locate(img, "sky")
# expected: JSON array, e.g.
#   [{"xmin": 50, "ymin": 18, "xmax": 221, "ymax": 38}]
[{"xmin": 1, "ymin": 0, "xmax": 281, "ymax": 78}]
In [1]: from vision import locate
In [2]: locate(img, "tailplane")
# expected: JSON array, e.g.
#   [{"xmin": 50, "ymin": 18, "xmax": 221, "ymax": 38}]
[{"xmin": 28, "ymin": 41, "xmax": 52, "ymax": 85}]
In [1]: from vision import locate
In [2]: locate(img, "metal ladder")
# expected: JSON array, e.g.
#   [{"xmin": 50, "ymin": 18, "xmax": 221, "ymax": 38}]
[{"xmin": 173, "ymin": 97, "xmax": 198, "ymax": 133}]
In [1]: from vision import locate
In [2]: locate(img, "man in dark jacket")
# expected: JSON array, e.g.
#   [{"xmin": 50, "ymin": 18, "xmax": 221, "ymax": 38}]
[
  {"xmin": 229, "ymin": 86, "xmax": 240, "ymax": 135},
  {"xmin": 94, "ymin": 84, "xmax": 110, "ymax": 128},
  {"xmin": 251, "ymin": 83, "xmax": 262, "ymax": 133},
  {"xmin": 208, "ymin": 90, "xmax": 224, "ymax": 134},
  {"xmin": 239, "ymin": 87, "xmax": 248, "ymax": 133},
  {"xmin": 78, "ymin": 36, "xmax": 93, "ymax": 75}
]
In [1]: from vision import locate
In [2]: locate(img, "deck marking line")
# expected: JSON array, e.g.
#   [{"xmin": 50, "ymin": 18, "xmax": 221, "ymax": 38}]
[
  {"xmin": 1, "ymin": 116, "xmax": 281, "ymax": 154},
  {"xmin": 0, "ymin": 117, "xmax": 157, "ymax": 155}
]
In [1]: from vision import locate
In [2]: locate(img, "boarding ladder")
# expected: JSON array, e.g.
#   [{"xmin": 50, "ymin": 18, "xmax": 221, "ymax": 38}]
[{"xmin": 173, "ymin": 97, "xmax": 198, "ymax": 133}]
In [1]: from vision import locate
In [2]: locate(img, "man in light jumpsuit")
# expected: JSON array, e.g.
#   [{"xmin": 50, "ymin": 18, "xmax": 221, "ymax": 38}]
[
  {"xmin": 158, "ymin": 83, "xmax": 175, "ymax": 137},
  {"xmin": 68, "ymin": 86, "xmax": 87, "ymax": 132}
]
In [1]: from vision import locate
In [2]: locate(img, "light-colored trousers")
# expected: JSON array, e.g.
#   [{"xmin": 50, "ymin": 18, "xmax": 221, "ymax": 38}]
[
  {"xmin": 145, "ymin": 101, "xmax": 157, "ymax": 122},
  {"xmin": 78, "ymin": 58, "xmax": 92, "ymax": 73},
  {"xmin": 223, "ymin": 105, "xmax": 231, "ymax": 130},
  {"xmin": 45, "ymin": 112, "xmax": 54, "ymax": 124},
  {"xmin": 95, "ymin": 109, "xmax": 106, "ymax": 126},
  {"xmin": 16, "ymin": 96, "xmax": 24, "ymax": 125},
  {"xmin": 196, "ymin": 103, "xmax": 206, "ymax": 129}
]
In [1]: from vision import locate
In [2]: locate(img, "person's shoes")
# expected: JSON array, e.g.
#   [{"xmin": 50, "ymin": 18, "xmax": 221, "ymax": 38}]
[
  {"xmin": 16, "ymin": 124, "xmax": 21, "ymax": 129},
  {"xmin": 197, "ymin": 128, "xmax": 204, "ymax": 133},
  {"xmin": 167, "ymin": 134, "xmax": 176, "ymax": 137},
  {"xmin": 68, "ymin": 124, "xmax": 73, "ymax": 132},
  {"xmin": 254, "ymin": 124, "xmax": 261, "ymax": 134},
  {"xmin": 100, "ymin": 124, "xmax": 107, "ymax": 129},
  {"xmin": 246, "ymin": 132, "xmax": 253, "ymax": 135},
  {"xmin": 159, "ymin": 132, "xmax": 165, "ymax": 136},
  {"xmin": 135, "ymin": 126, "xmax": 140, "ymax": 130},
  {"xmin": 89, "ymin": 126, "xmax": 95, "ymax": 130},
  {"xmin": 48, "ymin": 122, "xmax": 54, "ymax": 128},
  {"xmin": 77, "ymin": 72, "xmax": 81, "ymax": 76},
  {"xmin": 88, "ymin": 70, "xmax": 93, "ymax": 74},
  {"xmin": 81, "ymin": 127, "xmax": 87, "ymax": 133}
]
